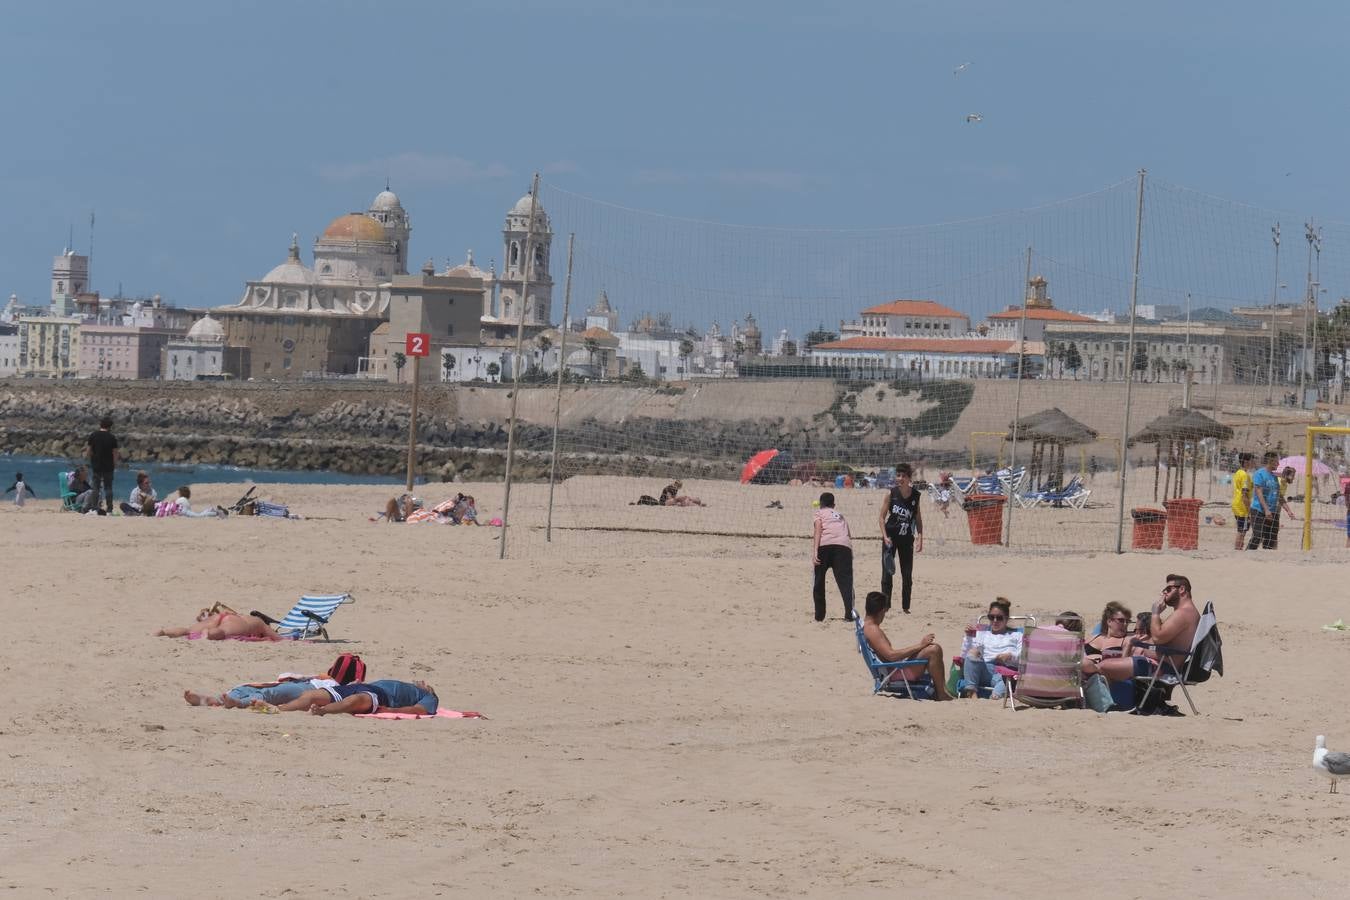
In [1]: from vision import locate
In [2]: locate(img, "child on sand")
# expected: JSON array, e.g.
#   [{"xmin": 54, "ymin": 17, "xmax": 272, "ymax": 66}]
[{"xmin": 6, "ymin": 473, "xmax": 36, "ymax": 507}]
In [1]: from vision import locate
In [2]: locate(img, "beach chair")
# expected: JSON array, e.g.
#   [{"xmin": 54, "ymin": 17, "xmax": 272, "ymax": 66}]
[
  {"xmin": 854, "ymin": 617, "xmax": 933, "ymax": 699},
  {"xmin": 1012, "ymin": 618, "xmax": 1086, "ymax": 710},
  {"xmin": 1132, "ymin": 601, "xmax": 1223, "ymax": 716},
  {"xmin": 998, "ymin": 466, "xmax": 1027, "ymax": 495},
  {"xmin": 251, "ymin": 593, "xmax": 354, "ymax": 641},
  {"xmin": 954, "ymin": 616, "xmax": 1027, "ymax": 705},
  {"xmin": 58, "ymin": 472, "xmax": 81, "ymax": 511}
]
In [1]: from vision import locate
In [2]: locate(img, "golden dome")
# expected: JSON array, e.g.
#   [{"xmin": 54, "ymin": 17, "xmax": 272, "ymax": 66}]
[{"xmin": 321, "ymin": 213, "xmax": 387, "ymax": 242}]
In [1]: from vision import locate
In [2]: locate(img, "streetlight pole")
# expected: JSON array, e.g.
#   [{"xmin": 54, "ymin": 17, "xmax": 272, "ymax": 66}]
[
  {"xmin": 1302, "ymin": 221, "xmax": 1320, "ymax": 404},
  {"xmin": 1268, "ymin": 223, "xmax": 1280, "ymax": 403}
]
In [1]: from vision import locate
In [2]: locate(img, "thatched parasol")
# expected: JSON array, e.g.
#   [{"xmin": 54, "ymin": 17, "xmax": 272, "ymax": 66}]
[
  {"xmin": 1129, "ymin": 408, "xmax": 1234, "ymax": 500},
  {"xmin": 1007, "ymin": 407, "xmax": 1098, "ymax": 490}
]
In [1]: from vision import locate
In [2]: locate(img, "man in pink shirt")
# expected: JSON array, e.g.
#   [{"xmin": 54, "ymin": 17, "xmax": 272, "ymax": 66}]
[{"xmin": 812, "ymin": 491, "xmax": 855, "ymax": 621}]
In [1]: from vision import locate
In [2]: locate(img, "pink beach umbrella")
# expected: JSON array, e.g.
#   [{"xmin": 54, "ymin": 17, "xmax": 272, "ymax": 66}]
[{"xmin": 1278, "ymin": 455, "xmax": 1331, "ymax": 477}]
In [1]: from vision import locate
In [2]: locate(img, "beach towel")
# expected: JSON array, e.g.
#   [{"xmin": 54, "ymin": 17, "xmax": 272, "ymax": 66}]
[
  {"xmin": 354, "ymin": 709, "xmax": 485, "ymax": 720},
  {"xmin": 185, "ymin": 632, "xmax": 278, "ymax": 641}
]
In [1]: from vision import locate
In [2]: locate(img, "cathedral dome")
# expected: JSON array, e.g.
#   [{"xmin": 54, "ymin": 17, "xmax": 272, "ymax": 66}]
[
  {"xmin": 187, "ymin": 315, "xmax": 225, "ymax": 342},
  {"xmin": 262, "ymin": 257, "xmax": 316, "ymax": 285},
  {"xmin": 372, "ymin": 190, "xmax": 402, "ymax": 210},
  {"xmin": 322, "ymin": 213, "xmax": 387, "ymax": 242}
]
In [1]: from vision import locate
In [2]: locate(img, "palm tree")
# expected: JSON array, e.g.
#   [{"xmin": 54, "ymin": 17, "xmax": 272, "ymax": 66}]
[
  {"xmin": 392, "ymin": 352, "xmax": 407, "ymax": 384},
  {"xmin": 442, "ymin": 353, "xmax": 455, "ymax": 382},
  {"xmin": 485, "ymin": 361, "xmax": 500, "ymax": 383},
  {"xmin": 678, "ymin": 338, "xmax": 695, "ymax": 375}
]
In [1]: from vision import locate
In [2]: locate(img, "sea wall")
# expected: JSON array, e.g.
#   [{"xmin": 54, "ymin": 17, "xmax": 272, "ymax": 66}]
[{"xmin": 0, "ymin": 379, "xmax": 876, "ymax": 481}]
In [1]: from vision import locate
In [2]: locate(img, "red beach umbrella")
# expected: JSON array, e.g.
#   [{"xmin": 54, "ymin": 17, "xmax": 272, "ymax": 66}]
[{"xmin": 740, "ymin": 449, "xmax": 780, "ymax": 484}]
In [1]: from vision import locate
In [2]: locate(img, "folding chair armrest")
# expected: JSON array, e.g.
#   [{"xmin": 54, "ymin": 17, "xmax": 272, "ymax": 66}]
[
  {"xmin": 874, "ymin": 659, "xmax": 928, "ymax": 670},
  {"xmin": 301, "ymin": 610, "xmax": 330, "ymax": 624},
  {"xmin": 993, "ymin": 665, "xmax": 1019, "ymax": 678},
  {"xmin": 1136, "ymin": 642, "xmax": 1187, "ymax": 657},
  {"xmin": 250, "ymin": 610, "xmax": 281, "ymax": 626}
]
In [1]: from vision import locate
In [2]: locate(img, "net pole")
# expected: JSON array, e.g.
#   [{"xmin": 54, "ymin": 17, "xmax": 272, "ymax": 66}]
[
  {"xmin": 405, "ymin": 354, "xmax": 421, "ymax": 491},
  {"xmin": 1303, "ymin": 425, "xmax": 1315, "ymax": 550},
  {"xmin": 1268, "ymin": 223, "xmax": 1280, "ymax": 404},
  {"xmin": 1114, "ymin": 169, "xmax": 1147, "ymax": 554},
  {"xmin": 1004, "ymin": 246, "xmax": 1033, "ymax": 547},
  {"xmin": 499, "ymin": 171, "xmax": 541, "ymax": 560},
  {"xmin": 545, "ymin": 233, "xmax": 576, "ymax": 543}
]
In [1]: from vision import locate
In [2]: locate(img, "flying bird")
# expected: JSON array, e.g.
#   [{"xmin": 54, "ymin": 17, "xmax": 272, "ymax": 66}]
[
  {"xmin": 1314, "ymin": 735, "xmax": 1350, "ymax": 793},
  {"xmin": 954, "ymin": 62, "xmax": 971, "ymax": 76},
  {"xmin": 965, "ymin": 114, "xmax": 983, "ymax": 124}
]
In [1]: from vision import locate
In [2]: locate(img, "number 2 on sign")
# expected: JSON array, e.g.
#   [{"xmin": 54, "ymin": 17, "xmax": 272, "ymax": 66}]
[{"xmin": 405, "ymin": 333, "xmax": 430, "ymax": 357}]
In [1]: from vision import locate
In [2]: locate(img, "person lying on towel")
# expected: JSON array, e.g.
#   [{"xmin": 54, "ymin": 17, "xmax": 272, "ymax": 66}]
[
  {"xmin": 264, "ymin": 679, "xmax": 439, "ymax": 717},
  {"xmin": 183, "ymin": 653, "xmax": 367, "ymax": 708},
  {"xmin": 154, "ymin": 604, "xmax": 278, "ymax": 640}
]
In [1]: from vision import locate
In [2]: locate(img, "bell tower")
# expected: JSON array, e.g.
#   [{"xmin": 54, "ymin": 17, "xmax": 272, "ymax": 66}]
[{"xmin": 499, "ymin": 188, "xmax": 553, "ymax": 327}]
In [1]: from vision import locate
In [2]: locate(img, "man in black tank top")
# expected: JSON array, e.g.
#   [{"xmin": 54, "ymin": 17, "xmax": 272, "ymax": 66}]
[{"xmin": 877, "ymin": 462, "xmax": 923, "ymax": 612}]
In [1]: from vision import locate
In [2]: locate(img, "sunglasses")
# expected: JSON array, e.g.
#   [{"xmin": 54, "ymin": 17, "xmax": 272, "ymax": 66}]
[{"xmin": 988, "ymin": 614, "xmax": 1007, "ymax": 622}]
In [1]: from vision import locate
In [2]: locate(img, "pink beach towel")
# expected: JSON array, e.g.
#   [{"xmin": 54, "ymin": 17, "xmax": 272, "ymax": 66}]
[
  {"xmin": 185, "ymin": 632, "xmax": 279, "ymax": 641},
  {"xmin": 354, "ymin": 709, "xmax": 485, "ymax": 720}
]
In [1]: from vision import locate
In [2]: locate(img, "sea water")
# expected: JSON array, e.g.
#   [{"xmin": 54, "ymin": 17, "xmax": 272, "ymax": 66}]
[{"xmin": 3, "ymin": 453, "xmax": 402, "ymax": 496}]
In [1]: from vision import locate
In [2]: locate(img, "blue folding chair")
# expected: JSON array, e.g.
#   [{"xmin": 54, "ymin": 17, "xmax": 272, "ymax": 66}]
[
  {"xmin": 252, "ymin": 593, "xmax": 354, "ymax": 641},
  {"xmin": 854, "ymin": 617, "xmax": 933, "ymax": 699},
  {"xmin": 59, "ymin": 472, "xmax": 81, "ymax": 511}
]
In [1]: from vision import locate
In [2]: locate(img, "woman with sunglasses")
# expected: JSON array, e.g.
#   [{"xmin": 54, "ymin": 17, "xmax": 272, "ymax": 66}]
[
  {"xmin": 1084, "ymin": 602, "xmax": 1133, "ymax": 665},
  {"xmin": 958, "ymin": 597, "xmax": 1022, "ymax": 699}
]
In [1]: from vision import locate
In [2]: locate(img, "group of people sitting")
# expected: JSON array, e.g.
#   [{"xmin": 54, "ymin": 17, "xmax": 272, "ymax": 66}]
[
  {"xmin": 379, "ymin": 492, "xmax": 480, "ymax": 524},
  {"xmin": 65, "ymin": 467, "xmax": 225, "ymax": 518},
  {"xmin": 182, "ymin": 652, "xmax": 440, "ymax": 716},
  {"xmin": 862, "ymin": 573, "xmax": 1201, "ymax": 710}
]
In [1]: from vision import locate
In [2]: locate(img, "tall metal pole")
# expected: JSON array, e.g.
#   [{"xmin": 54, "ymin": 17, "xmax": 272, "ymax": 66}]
[
  {"xmin": 405, "ymin": 355, "xmax": 421, "ymax": 491},
  {"xmin": 1183, "ymin": 291, "xmax": 1192, "ymax": 408},
  {"xmin": 1301, "ymin": 221, "xmax": 1316, "ymax": 403},
  {"xmin": 499, "ymin": 172, "xmax": 542, "ymax": 560},
  {"xmin": 1268, "ymin": 223, "xmax": 1281, "ymax": 403},
  {"xmin": 1311, "ymin": 233, "xmax": 1322, "ymax": 403},
  {"xmin": 1114, "ymin": 169, "xmax": 1147, "ymax": 555},
  {"xmin": 545, "ymin": 233, "xmax": 575, "ymax": 542},
  {"xmin": 1004, "ymin": 246, "xmax": 1033, "ymax": 547}
]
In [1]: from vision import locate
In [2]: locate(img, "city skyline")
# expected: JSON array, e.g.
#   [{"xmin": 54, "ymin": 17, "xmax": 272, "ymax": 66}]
[{"xmin": 4, "ymin": 1, "xmax": 1350, "ymax": 319}]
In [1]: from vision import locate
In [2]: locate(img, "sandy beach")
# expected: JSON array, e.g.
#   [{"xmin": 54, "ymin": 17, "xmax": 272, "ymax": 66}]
[{"xmin": 3, "ymin": 479, "xmax": 1349, "ymax": 898}]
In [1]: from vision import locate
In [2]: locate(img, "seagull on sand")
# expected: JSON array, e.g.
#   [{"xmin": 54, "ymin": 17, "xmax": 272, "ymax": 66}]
[
  {"xmin": 965, "ymin": 114, "xmax": 983, "ymax": 123},
  {"xmin": 1313, "ymin": 735, "xmax": 1350, "ymax": 793}
]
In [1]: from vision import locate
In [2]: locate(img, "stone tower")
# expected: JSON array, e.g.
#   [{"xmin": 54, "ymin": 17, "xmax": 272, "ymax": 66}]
[{"xmin": 498, "ymin": 188, "xmax": 553, "ymax": 327}]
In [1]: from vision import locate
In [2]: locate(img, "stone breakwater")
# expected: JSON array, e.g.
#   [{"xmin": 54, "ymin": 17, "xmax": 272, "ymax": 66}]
[{"xmin": 0, "ymin": 380, "xmax": 886, "ymax": 481}]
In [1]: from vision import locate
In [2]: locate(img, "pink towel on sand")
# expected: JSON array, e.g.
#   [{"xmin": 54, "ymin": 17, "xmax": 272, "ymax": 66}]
[
  {"xmin": 185, "ymin": 632, "xmax": 276, "ymax": 641},
  {"xmin": 354, "ymin": 709, "xmax": 485, "ymax": 720}
]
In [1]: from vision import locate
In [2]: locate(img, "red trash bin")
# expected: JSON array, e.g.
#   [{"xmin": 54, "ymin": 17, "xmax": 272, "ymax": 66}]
[
  {"xmin": 964, "ymin": 493, "xmax": 1006, "ymax": 545},
  {"xmin": 1131, "ymin": 508, "xmax": 1167, "ymax": 550},
  {"xmin": 1162, "ymin": 497, "xmax": 1203, "ymax": 550}
]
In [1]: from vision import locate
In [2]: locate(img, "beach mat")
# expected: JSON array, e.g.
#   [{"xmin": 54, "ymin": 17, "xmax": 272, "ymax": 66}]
[{"xmin": 354, "ymin": 709, "xmax": 485, "ymax": 720}]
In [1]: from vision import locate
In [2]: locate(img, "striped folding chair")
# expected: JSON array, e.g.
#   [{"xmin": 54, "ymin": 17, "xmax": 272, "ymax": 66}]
[
  {"xmin": 1012, "ymin": 619, "xmax": 1086, "ymax": 710},
  {"xmin": 251, "ymin": 593, "xmax": 354, "ymax": 641}
]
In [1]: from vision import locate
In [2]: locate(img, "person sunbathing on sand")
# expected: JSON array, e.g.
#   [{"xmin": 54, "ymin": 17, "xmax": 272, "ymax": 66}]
[
  {"xmin": 659, "ymin": 480, "xmax": 706, "ymax": 507},
  {"xmin": 154, "ymin": 605, "xmax": 278, "ymax": 640},
  {"xmin": 259, "ymin": 679, "xmax": 439, "ymax": 716},
  {"xmin": 184, "ymin": 653, "xmax": 367, "ymax": 708}
]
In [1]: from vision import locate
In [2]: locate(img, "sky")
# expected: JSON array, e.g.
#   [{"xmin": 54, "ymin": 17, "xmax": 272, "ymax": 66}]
[{"xmin": 2, "ymin": 0, "xmax": 1348, "ymax": 325}]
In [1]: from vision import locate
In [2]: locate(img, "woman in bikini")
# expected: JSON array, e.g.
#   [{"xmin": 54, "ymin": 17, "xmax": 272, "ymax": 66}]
[
  {"xmin": 154, "ymin": 604, "xmax": 278, "ymax": 640},
  {"xmin": 1085, "ymin": 601, "xmax": 1133, "ymax": 665}
]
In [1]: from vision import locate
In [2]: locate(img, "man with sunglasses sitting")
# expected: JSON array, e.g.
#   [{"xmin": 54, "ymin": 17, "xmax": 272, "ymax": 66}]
[{"xmin": 1096, "ymin": 574, "xmax": 1199, "ymax": 688}]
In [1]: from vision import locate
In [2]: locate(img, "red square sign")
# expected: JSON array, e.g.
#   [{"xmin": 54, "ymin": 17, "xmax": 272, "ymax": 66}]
[{"xmin": 405, "ymin": 332, "xmax": 430, "ymax": 357}]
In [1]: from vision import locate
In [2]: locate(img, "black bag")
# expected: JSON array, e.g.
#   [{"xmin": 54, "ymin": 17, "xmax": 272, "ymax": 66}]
[{"xmin": 635, "ymin": 495, "xmax": 660, "ymax": 506}]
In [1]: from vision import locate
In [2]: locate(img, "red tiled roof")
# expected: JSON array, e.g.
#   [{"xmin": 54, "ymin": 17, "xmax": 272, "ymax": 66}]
[
  {"xmin": 860, "ymin": 299, "xmax": 967, "ymax": 318},
  {"xmin": 813, "ymin": 337, "xmax": 1015, "ymax": 354},
  {"xmin": 987, "ymin": 307, "xmax": 1097, "ymax": 322}
]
